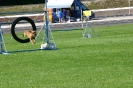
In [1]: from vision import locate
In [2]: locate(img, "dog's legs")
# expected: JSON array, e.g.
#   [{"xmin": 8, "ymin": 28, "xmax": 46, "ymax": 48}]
[
  {"xmin": 33, "ymin": 39, "xmax": 36, "ymax": 44},
  {"xmin": 30, "ymin": 38, "xmax": 34, "ymax": 44},
  {"xmin": 23, "ymin": 33, "xmax": 27, "ymax": 37}
]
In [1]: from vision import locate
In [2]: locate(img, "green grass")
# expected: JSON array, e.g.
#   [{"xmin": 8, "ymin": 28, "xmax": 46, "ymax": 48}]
[
  {"xmin": 0, "ymin": 4, "xmax": 44, "ymax": 13},
  {"xmin": 87, "ymin": 0, "xmax": 133, "ymax": 9},
  {"xmin": 0, "ymin": 24, "xmax": 133, "ymax": 88}
]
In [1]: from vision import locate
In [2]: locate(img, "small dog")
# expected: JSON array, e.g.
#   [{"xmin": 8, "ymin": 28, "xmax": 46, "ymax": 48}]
[{"xmin": 23, "ymin": 30, "xmax": 36, "ymax": 44}]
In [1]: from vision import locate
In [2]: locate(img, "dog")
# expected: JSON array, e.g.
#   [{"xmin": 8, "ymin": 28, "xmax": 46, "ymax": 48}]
[{"xmin": 23, "ymin": 30, "xmax": 36, "ymax": 44}]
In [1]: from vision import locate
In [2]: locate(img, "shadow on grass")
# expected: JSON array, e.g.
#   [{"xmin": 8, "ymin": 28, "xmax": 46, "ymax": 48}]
[{"xmin": 2, "ymin": 48, "xmax": 57, "ymax": 54}]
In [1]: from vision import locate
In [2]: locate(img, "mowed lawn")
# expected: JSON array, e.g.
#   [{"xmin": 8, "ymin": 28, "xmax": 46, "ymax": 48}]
[{"xmin": 0, "ymin": 23, "xmax": 133, "ymax": 88}]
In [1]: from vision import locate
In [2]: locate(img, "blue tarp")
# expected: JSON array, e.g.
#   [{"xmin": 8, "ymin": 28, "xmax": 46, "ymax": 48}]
[
  {"xmin": 74, "ymin": 0, "xmax": 88, "ymax": 10},
  {"xmin": 73, "ymin": 0, "xmax": 89, "ymax": 18}
]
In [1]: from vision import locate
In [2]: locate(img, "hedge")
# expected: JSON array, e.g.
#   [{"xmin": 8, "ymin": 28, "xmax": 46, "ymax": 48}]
[{"xmin": 0, "ymin": 0, "xmax": 45, "ymax": 6}]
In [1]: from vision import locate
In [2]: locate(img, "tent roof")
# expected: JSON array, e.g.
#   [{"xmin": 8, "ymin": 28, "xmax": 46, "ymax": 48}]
[{"xmin": 47, "ymin": 0, "xmax": 74, "ymax": 8}]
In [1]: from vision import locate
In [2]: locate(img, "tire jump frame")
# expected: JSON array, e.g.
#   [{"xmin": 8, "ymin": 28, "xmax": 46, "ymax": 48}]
[
  {"xmin": 0, "ymin": 16, "xmax": 57, "ymax": 54},
  {"xmin": 0, "ymin": 0, "xmax": 57, "ymax": 54},
  {"xmin": 11, "ymin": 17, "xmax": 36, "ymax": 43},
  {"xmin": 0, "ymin": 17, "xmax": 37, "ymax": 54}
]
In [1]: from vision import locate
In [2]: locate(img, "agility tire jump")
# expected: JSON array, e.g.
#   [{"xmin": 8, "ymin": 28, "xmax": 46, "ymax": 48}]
[{"xmin": 11, "ymin": 17, "xmax": 36, "ymax": 43}]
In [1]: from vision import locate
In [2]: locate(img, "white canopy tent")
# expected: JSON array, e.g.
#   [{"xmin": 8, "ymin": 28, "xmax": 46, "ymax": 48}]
[{"xmin": 47, "ymin": 0, "xmax": 74, "ymax": 8}]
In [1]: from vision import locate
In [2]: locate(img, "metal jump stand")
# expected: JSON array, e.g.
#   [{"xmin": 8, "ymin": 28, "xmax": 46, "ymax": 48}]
[
  {"xmin": 0, "ymin": 23, "xmax": 3, "ymax": 54},
  {"xmin": 36, "ymin": 0, "xmax": 57, "ymax": 50},
  {"xmin": 82, "ymin": 17, "xmax": 98, "ymax": 38},
  {"xmin": 0, "ymin": 23, "xmax": 9, "ymax": 54}
]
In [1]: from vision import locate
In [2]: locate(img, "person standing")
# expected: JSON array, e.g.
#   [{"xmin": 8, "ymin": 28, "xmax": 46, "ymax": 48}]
[
  {"xmin": 62, "ymin": 9, "xmax": 67, "ymax": 22},
  {"xmin": 57, "ymin": 9, "xmax": 63, "ymax": 23}
]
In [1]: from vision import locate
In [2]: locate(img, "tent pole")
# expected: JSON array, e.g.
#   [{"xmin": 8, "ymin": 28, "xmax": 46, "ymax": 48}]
[
  {"xmin": 81, "ymin": 9, "xmax": 82, "ymax": 22},
  {"xmin": 81, "ymin": 9, "xmax": 83, "ymax": 29}
]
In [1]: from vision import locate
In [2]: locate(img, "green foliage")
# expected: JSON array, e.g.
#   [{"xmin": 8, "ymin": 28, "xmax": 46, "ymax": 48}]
[
  {"xmin": 0, "ymin": 4, "xmax": 44, "ymax": 13},
  {"xmin": 85, "ymin": 0, "xmax": 133, "ymax": 9},
  {"xmin": 0, "ymin": 0, "xmax": 44, "ymax": 6},
  {"xmin": 0, "ymin": 24, "xmax": 133, "ymax": 88}
]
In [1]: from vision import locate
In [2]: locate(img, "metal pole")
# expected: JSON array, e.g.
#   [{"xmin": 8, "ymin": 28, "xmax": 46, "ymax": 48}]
[
  {"xmin": 0, "ymin": 23, "xmax": 2, "ymax": 54},
  {"xmin": 81, "ymin": 9, "xmax": 83, "ymax": 29},
  {"xmin": 81, "ymin": 9, "xmax": 82, "ymax": 22},
  {"xmin": 45, "ymin": 0, "xmax": 50, "ymax": 44}
]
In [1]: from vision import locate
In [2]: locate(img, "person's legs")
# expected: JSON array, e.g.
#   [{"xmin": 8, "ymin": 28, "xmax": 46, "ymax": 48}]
[{"xmin": 59, "ymin": 18, "xmax": 61, "ymax": 23}]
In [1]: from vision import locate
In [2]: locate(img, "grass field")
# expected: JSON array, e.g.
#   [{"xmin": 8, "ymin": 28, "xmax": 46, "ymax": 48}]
[{"xmin": 0, "ymin": 23, "xmax": 133, "ymax": 88}]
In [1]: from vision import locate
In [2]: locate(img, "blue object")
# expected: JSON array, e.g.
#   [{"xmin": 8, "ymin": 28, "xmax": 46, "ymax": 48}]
[
  {"xmin": 51, "ymin": 0, "xmax": 95, "ymax": 22},
  {"xmin": 57, "ymin": 10, "xmax": 62, "ymax": 18},
  {"xmin": 74, "ymin": 0, "xmax": 88, "ymax": 11}
]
